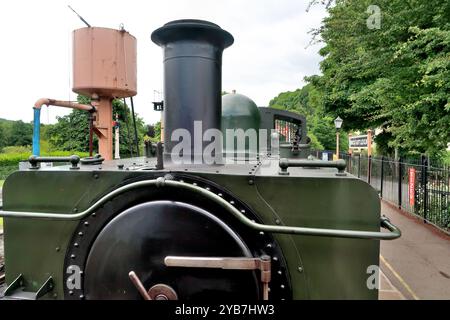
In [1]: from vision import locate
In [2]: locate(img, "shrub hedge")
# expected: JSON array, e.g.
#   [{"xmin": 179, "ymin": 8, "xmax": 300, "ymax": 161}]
[{"xmin": 0, "ymin": 151, "xmax": 89, "ymax": 180}]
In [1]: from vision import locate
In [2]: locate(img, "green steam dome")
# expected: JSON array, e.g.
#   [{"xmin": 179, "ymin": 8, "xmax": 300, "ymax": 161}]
[{"xmin": 221, "ymin": 91, "xmax": 261, "ymax": 155}]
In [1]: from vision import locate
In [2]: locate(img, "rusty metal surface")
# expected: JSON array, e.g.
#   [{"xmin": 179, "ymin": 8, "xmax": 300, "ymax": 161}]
[
  {"xmin": 148, "ymin": 284, "xmax": 178, "ymax": 300},
  {"xmin": 33, "ymin": 98, "xmax": 94, "ymax": 112},
  {"xmin": 72, "ymin": 27, "xmax": 137, "ymax": 98}
]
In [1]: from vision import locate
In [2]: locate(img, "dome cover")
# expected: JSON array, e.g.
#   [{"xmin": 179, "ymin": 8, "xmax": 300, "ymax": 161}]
[{"xmin": 221, "ymin": 92, "xmax": 261, "ymax": 155}]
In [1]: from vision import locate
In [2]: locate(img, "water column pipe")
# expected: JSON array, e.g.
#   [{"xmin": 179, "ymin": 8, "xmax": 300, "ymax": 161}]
[{"xmin": 32, "ymin": 98, "xmax": 96, "ymax": 156}]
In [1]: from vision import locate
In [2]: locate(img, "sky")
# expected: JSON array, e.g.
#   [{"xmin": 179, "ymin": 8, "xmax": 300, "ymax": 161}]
[{"xmin": 0, "ymin": 0, "xmax": 328, "ymax": 125}]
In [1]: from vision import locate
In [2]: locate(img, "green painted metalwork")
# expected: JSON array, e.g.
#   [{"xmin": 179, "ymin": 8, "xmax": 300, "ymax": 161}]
[
  {"xmin": 222, "ymin": 93, "xmax": 261, "ymax": 155},
  {"xmin": 1, "ymin": 156, "xmax": 397, "ymax": 300}
]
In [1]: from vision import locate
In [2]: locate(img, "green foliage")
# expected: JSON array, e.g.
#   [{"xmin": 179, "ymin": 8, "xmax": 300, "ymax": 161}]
[
  {"xmin": 443, "ymin": 151, "xmax": 450, "ymax": 166},
  {"xmin": 0, "ymin": 150, "xmax": 88, "ymax": 180},
  {"xmin": 308, "ymin": 132, "xmax": 324, "ymax": 150},
  {"xmin": 269, "ymin": 83, "xmax": 348, "ymax": 152},
  {"xmin": 47, "ymin": 96, "xmax": 147, "ymax": 157},
  {"xmin": 146, "ymin": 121, "xmax": 161, "ymax": 143},
  {"xmin": 0, "ymin": 118, "xmax": 32, "ymax": 147},
  {"xmin": 309, "ymin": 0, "xmax": 450, "ymax": 156},
  {"xmin": 0, "ymin": 125, "xmax": 5, "ymax": 149},
  {"xmin": 0, "ymin": 150, "xmax": 89, "ymax": 167},
  {"xmin": 1, "ymin": 146, "xmax": 31, "ymax": 154}
]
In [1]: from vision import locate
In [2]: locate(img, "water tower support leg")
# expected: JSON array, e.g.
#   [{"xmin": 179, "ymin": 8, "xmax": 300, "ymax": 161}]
[{"xmin": 93, "ymin": 97, "xmax": 114, "ymax": 160}]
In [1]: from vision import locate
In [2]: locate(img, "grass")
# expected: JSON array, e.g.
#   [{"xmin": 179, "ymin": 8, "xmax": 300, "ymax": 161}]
[{"xmin": 0, "ymin": 180, "xmax": 3, "ymax": 229}]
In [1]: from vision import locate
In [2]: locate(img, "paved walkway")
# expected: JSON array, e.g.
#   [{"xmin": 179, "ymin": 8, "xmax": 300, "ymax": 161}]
[
  {"xmin": 379, "ymin": 270, "xmax": 405, "ymax": 300},
  {"xmin": 380, "ymin": 201, "xmax": 450, "ymax": 300}
]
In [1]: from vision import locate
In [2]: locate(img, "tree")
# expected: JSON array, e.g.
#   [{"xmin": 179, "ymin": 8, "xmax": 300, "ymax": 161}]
[
  {"xmin": 269, "ymin": 83, "xmax": 348, "ymax": 152},
  {"xmin": 8, "ymin": 120, "xmax": 32, "ymax": 146},
  {"xmin": 0, "ymin": 124, "xmax": 5, "ymax": 149},
  {"xmin": 308, "ymin": 0, "xmax": 450, "ymax": 157}
]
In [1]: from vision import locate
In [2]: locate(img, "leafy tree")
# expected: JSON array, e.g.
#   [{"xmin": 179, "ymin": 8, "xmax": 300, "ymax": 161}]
[
  {"xmin": 308, "ymin": 0, "xmax": 450, "ymax": 157},
  {"xmin": 0, "ymin": 124, "xmax": 5, "ymax": 149},
  {"xmin": 8, "ymin": 120, "xmax": 32, "ymax": 146},
  {"xmin": 269, "ymin": 83, "xmax": 348, "ymax": 152}
]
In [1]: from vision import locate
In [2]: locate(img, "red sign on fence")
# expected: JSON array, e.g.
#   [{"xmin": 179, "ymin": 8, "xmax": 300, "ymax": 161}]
[{"xmin": 409, "ymin": 167, "xmax": 416, "ymax": 207}]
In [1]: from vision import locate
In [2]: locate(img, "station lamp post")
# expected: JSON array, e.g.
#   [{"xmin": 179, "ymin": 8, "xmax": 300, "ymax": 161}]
[{"xmin": 334, "ymin": 116, "xmax": 343, "ymax": 159}]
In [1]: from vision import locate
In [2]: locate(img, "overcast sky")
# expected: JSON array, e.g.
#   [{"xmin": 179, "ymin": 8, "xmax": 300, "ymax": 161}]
[{"xmin": 0, "ymin": 0, "xmax": 327, "ymax": 125}]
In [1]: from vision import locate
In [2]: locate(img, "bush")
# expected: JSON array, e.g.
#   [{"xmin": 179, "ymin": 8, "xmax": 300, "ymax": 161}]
[
  {"xmin": 0, "ymin": 165, "xmax": 17, "ymax": 180},
  {"xmin": 1, "ymin": 146, "xmax": 31, "ymax": 154}
]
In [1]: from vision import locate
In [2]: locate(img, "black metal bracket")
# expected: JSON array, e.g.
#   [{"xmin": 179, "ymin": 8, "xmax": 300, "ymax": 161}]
[
  {"xmin": 3, "ymin": 274, "xmax": 54, "ymax": 300},
  {"xmin": 156, "ymin": 142, "xmax": 164, "ymax": 170},
  {"xmin": 80, "ymin": 154, "xmax": 105, "ymax": 165},
  {"xmin": 152, "ymin": 101, "xmax": 164, "ymax": 111},
  {"xmin": 29, "ymin": 155, "xmax": 80, "ymax": 170}
]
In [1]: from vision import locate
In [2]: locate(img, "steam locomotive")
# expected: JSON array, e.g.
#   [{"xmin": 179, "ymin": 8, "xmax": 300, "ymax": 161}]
[{"xmin": 0, "ymin": 19, "xmax": 400, "ymax": 300}]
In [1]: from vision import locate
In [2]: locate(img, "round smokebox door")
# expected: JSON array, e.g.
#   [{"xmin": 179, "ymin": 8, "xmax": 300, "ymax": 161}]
[{"xmin": 83, "ymin": 200, "xmax": 260, "ymax": 300}]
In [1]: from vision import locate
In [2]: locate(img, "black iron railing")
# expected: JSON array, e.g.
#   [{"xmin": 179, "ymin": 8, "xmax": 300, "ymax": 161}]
[{"xmin": 311, "ymin": 150, "xmax": 450, "ymax": 234}]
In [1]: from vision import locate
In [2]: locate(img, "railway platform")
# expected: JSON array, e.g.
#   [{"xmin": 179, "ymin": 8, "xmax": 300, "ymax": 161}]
[{"xmin": 380, "ymin": 200, "xmax": 450, "ymax": 300}]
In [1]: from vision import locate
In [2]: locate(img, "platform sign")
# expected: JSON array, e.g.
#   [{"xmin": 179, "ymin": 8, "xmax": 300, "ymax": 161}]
[
  {"xmin": 409, "ymin": 167, "xmax": 416, "ymax": 207},
  {"xmin": 349, "ymin": 135, "xmax": 369, "ymax": 148}
]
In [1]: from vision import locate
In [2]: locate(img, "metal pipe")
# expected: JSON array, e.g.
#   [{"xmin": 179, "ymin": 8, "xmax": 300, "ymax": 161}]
[
  {"xmin": 128, "ymin": 271, "xmax": 152, "ymax": 300},
  {"xmin": 34, "ymin": 98, "xmax": 95, "ymax": 112},
  {"xmin": 88, "ymin": 113, "xmax": 94, "ymax": 157},
  {"xmin": 32, "ymin": 98, "xmax": 96, "ymax": 156},
  {"xmin": 0, "ymin": 178, "xmax": 401, "ymax": 240},
  {"xmin": 123, "ymin": 98, "xmax": 134, "ymax": 157},
  {"xmin": 32, "ymin": 108, "xmax": 41, "ymax": 155},
  {"xmin": 130, "ymin": 97, "xmax": 140, "ymax": 157}
]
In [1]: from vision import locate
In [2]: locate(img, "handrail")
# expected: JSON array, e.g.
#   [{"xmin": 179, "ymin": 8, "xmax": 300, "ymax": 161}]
[
  {"xmin": 0, "ymin": 177, "xmax": 401, "ymax": 240},
  {"xmin": 279, "ymin": 158, "xmax": 347, "ymax": 175},
  {"xmin": 28, "ymin": 155, "xmax": 81, "ymax": 170}
]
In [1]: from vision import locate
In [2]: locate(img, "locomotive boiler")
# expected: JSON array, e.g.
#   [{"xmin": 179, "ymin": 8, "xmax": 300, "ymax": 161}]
[{"xmin": 0, "ymin": 19, "xmax": 400, "ymax": 300}]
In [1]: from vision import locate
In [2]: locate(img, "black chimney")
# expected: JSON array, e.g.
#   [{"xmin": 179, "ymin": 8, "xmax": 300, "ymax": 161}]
[{"xmin": 151, "ymin": 19, "xmax": 234, "ymax": 163}]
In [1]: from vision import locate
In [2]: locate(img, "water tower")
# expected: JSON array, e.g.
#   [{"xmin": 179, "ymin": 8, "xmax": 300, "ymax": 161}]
[{"xmin": 72, "ymin": 27, "xmax": 137, "ymax": 160}]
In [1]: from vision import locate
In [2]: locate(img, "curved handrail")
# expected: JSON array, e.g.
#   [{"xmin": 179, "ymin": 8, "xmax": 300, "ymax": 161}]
[{"xmin": 0, "ymin": 177, "xmax": 401, "ymax": 240}]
